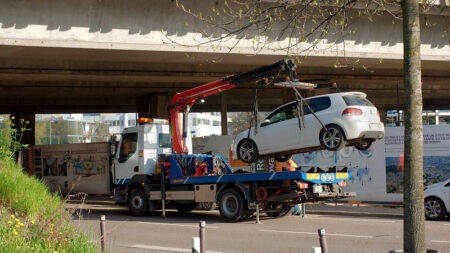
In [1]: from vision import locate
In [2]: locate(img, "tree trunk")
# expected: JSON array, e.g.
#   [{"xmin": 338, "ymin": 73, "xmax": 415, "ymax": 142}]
[{"xmin": 402, "ymin": 1, "xmax": 425, "ymax": 252}]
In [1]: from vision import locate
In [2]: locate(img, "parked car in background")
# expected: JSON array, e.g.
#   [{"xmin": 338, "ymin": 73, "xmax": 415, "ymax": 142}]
[
  {"xmin": 424, "ymin": 179, "xmax": 450, "ymax": 220},
  {"xmin": 232, "ymin": 92, "xmax": 385, "ymax": 163}
]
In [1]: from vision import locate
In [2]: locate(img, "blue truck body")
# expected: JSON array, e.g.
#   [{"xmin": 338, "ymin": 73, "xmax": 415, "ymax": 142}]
[{"xmin": 168, "ymin": 154, "xmax": 351, "ymax": 185}]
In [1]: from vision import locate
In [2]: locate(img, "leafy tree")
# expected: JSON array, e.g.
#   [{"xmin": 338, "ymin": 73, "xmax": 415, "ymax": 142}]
[{"xmin": 171, "ymin": 1, "xmax": 436, "ymax": 251}]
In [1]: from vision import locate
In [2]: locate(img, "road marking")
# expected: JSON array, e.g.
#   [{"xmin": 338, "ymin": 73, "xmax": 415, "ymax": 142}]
[
  {"xmin": 443, "ymin": 224, "xmax": 450, "ymax": 226},
  {"xmin": 137, "ymin": 221, "xmax": 219, "ymax": 229},
  {"xmin": 431, "ymin": 240, "xmax": 450, "ymax": 243},
  {"xmin": 259, "ymin": 229, "xmax": 373, "ymax": 238},
  {"xmin": 306, "ymin": 216, "xmax": 397, "ymax": 223},
  {"xmin": 125, "ymin": 244, "xmax": 223, "ymax": 253}
]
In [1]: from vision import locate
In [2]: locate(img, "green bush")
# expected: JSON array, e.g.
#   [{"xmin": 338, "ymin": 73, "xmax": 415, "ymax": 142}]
[
  {"xmin": 0, "ymin": 117, "xmax": 98, "ymax": 253},
  {"xmin": 0, "ymin": 117, "xmax": 29, "ymax": 162}
]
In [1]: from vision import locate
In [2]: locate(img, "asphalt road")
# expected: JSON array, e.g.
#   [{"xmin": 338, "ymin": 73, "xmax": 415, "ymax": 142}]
[{"xmin": 71, "ymin": 205, "xmax": 450, "ymax": 253}]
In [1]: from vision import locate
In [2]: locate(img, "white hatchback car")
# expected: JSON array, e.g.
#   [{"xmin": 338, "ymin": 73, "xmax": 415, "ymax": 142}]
[
  {"xmin": 424, "ymin": 179, "xmax": 450, "ymax": 220},
  {"xmin": 232, "ymin": 92, "xmax": 385, "ymax": 163}
]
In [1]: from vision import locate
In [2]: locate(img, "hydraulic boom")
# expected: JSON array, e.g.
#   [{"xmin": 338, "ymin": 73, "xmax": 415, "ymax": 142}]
[{"xmin": 170, "ymin": 59, "xmax": 298, "ymax": 154}]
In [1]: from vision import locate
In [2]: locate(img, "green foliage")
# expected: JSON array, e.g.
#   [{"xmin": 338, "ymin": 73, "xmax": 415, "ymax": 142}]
[
  {"xmin": 0, "ymin": 160, "xmax": 62, "ymax": 220},
  {"xmin": 0, "ymin": 125, "xmax": 97, "ymax": 252},
  {"xmin": 0, "ymin": 205, "xmax": 97, "ymax": 253},
  {"xmin": 0, "ymin": 118, "xmax": 29, "ymax": 162},
  {"xmin": 0, "ymin": 160, "xmax": 98, "ymax": 253}
]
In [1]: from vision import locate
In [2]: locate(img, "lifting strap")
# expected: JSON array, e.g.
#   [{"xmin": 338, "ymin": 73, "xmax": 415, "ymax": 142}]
[
  {"xmin": 294, "ymin": 89, "xmax": 306, "ymax": 130},
  {"xmin": 246, "ymin": 84, "xmax": 260, "ymax": 141},
  {"xmin": 291, "ymin": 87, "xmax": 328, "ymax": 133}
]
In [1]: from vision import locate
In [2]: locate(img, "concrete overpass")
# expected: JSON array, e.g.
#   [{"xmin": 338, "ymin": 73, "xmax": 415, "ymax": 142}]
[{"xmin": 1, "ymin": 0, "xmax": 449, "ymax": 120}]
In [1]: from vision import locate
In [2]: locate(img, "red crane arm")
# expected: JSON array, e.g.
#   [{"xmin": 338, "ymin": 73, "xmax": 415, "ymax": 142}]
[
  {"xmin": 170, "ymin": 59, "xmax": 297, "ymax": 154},
  {"xmin": 170, "ymin": 78, "xmax": 236, "ymax": 154}
]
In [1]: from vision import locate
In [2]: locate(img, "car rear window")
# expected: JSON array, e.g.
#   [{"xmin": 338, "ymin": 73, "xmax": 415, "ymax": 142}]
[
  {"xmin": 304, "ymin": 97, "xmax": 331, "ymax": 114},
  {"xmin": 343, "ymin": 95, "xmax": 373, "ymax": 106}
]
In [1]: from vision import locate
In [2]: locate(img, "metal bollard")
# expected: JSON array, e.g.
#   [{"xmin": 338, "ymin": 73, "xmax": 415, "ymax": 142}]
[
  {"xmin": 199, "ymin": 221, "xmax": 206, "ymax": 253},
  {"xmin": 302, "ymin": 203, "xmax": 306, "ymax": 217},
  {"xmin": 318, "ymin": 228, "xmax": 328, "ymax": 253},
  {"xmin": 255, "ymin": 203, "xmax": 262, "ymax": 224},
  {"xmin": 100, "ymin": 215, "xmax": 106, "ymax": 252}
]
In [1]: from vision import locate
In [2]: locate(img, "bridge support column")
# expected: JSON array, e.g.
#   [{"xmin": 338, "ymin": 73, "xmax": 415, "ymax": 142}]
[
  {"xmin": 10, "ymin": 113, "xmax": 35, "ymax": 175},
  {"xmin": 137, "ymin": 94, "xmax": 171, "ymax": 119},
  {"xmin": 221, "ymin": 93, "xmax": 228, "ymax": 135},
  {"xmin": 378, "ymin": 107, "xmax": 387, "ymax": 124}
]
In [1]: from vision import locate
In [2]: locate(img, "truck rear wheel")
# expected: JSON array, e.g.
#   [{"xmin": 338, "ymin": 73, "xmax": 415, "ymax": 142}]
[
  {"xmin": 218, "ymin": 188, "xmax": 247, "ymax": 222},
  {"xmin": 128, "ymin": 188, "xmax": 148, "ymax": 216}
]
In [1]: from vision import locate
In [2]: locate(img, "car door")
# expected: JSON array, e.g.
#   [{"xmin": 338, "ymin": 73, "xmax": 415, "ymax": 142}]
[
  {"xmin": 298, "ymin": 96, "xmax": 333, "ymax": 147},
  {"xmin": 114, "ymin": 131, "xmax": 139, "ymax": 184},
  {"xmin": 255, "ymin": 102, "xmax": 301, "ymax": 154}
]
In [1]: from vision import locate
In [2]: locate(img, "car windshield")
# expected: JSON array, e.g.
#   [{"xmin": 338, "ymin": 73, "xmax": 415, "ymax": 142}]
[{"xmin": 343, "ymin": 95, "xmax": 374, "ymax": 106}]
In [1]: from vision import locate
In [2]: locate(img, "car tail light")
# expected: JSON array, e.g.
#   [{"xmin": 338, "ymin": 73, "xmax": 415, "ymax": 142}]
[
  {"xmin": 342, "ymin": 108, "xmax": 362, "ymax": 116},
  {"xmin": 297, "ymin": 183, "xmax": 309, "ymax": 189},
  {"xmin": 339, "ymin": 181, "xmax": 347, "ymax": 187}
]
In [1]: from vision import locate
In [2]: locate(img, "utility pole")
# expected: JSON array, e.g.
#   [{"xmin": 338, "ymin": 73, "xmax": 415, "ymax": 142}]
[{"xmin": 402, "ymin": 1, "xmax": 425, "ymax": 252}]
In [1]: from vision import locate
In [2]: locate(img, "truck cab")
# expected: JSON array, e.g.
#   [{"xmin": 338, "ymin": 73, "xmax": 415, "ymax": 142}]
[{"xmin": 112, "ymin": 119, "xmax": 171, "ymax": 204}]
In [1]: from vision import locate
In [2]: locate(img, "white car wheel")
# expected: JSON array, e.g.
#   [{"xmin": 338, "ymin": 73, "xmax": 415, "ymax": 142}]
[
  {"xmin": 425, "ymin": 197, "xmax": 447, "ymax": 220},
  {"xmin": 320, "ymin": 125, "xmax": 346, "ymax": 151},
  {"xmin": 237, "ymin": 139, "xmax": 259, "ymax": 163}
]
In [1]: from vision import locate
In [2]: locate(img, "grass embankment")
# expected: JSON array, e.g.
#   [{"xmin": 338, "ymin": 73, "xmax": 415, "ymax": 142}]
[{"xmin": 0, "ymin": 159, "xmax": 98, "ymax": 253}]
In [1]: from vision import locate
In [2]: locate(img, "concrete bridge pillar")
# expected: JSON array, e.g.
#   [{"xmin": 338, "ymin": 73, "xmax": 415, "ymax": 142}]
[
  {"xmin": 10, "ymin": 113, "xmax": 35, "ymax": 175},
  {"xmin": 221, "ymin": 93, "xmax": 228, "ymax": 135},
  {"xmin": 10, "ymin": 113, "xmax": 35, "ymax": 146},
  {"xmin": 378, "ymin": 107, "xmax": 388, "ymax": 125},
  {"xmin": 137, "ymin": 94, "xmax": 171, "ymax": 120}
]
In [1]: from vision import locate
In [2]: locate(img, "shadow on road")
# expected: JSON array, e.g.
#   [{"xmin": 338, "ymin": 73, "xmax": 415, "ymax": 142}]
[{"xmin": 68, "ymin": 203, "xmax": 283, "ymax": 225}]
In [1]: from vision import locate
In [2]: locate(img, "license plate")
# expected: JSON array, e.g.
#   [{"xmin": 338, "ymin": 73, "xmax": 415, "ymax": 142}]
[{"xmin": 369, "ymin": 123, "xmax": 379, "ymax": 129}]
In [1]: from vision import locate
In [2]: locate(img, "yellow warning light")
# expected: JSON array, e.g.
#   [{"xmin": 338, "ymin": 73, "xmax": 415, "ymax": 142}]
[{"xmin": 137, "ymin": 118, "xmax": 154, "ymax": 123}]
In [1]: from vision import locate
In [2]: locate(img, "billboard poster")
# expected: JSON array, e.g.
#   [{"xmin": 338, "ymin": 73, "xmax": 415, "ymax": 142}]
[
  {"xmin": 384, "ymin": 126, "xmax": 450, "ymax": 194},
  {"xmin": 292, "ymin": 124, "xmax": 450, "ymax": 203}
]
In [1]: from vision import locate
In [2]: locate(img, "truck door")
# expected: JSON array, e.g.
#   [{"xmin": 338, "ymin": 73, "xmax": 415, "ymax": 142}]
[{"xmin": 114, "ymin": 132, "xmax": 139, "ymax": 184}]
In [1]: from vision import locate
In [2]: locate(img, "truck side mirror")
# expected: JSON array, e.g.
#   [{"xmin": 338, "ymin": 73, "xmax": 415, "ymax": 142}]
[{"xmin": 260, "ymin": 119, "xmax": 270, "ymax": 127}]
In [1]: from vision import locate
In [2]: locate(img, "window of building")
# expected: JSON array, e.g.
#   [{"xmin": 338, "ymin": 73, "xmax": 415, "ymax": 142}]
[{"xmin": 213, "ymin": 120, "xmax": 220, "ymax": 126}]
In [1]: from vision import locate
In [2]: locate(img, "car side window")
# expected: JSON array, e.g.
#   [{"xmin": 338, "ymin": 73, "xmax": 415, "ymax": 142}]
[
  {"xmin": 118, "ymin": 133, "xmax": 137, "ymax": 163},
  {"xmin": 304, "ymin": 97, "xmax": 331, "ymax": 114},
  {"xmin": 266, "ymin": 103, "xmax": 297, "ymax": 125}
]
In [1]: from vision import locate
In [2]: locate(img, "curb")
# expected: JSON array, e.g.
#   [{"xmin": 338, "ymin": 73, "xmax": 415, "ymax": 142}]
[{"xmin": 305, "ymin": 210, "xmax": 403, "ymax": 219}]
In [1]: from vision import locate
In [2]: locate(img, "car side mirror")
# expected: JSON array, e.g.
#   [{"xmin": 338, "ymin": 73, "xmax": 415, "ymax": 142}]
[{"xmin": 260, "ymin": 119, "xmax": 270, "ymax": 127}]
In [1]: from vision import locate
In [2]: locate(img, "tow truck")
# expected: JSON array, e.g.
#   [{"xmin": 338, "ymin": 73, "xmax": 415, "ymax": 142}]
[{"xmin": 112, "ymin": 59, "xmax": 355, "ymax": 222}]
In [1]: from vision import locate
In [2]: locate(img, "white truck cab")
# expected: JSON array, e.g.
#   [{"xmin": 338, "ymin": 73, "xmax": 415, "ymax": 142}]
[{"xmin": 112, "ymin": 119, "xmax": 172, "ymax": 185}]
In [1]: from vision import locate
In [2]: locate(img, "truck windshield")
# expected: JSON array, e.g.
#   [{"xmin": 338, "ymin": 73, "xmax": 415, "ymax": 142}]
[{"xmin": 159, "ymin": 133, "xmax": 171, "ymax": 148}]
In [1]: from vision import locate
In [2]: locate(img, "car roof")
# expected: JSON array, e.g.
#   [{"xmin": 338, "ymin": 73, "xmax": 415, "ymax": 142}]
[{"xmin": 268, "ymin": 91, "xmax": 368, "ymax": 112}]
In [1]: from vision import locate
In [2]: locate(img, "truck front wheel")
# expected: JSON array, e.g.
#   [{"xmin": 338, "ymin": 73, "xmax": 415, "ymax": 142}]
[
  {"xmin": 218, "ymin": 188, "xmax": 247, "ymax": 222},
  {"xmin": 128, "ymin": 188, "xmax": 148, "ymax": 216}
]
